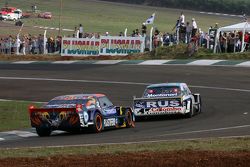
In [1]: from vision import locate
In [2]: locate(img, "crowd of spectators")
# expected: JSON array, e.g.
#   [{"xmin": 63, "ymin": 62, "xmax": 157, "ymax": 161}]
[
  {"xmin": 219, "ymin": 31, "xmax": 250, "ymax": 53},
  {"xmin": 0, "ymin": 34, "xmax": 62, "ymax": 55},
  {"xmin": 1, "ymin": 15, "xmax": 249, "ymax": 55}
]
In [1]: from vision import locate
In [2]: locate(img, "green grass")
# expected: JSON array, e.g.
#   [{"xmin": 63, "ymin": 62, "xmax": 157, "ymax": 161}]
[
  {"xmin": 0, "ymin": 137, "xmax": 249, "ymax": 158},
  {"xmin": 0, "ymin": 100, "xmax": 42, "ymax": 131},
  {"xmin": 0, "ymin": 0, "xmax": 240, "ymax": 36}
]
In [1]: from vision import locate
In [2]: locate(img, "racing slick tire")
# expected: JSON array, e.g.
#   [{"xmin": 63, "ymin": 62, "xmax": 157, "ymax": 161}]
[
  {"xmin": 36, "ymin": 127, "xmax": 51, "ymax": 137},
  {"xmin": 197, "ymin": 96, "xmax": 202, "ymax": 113},
  {"xmin": 125, "ymin": 110, "xmax": 134, "ymax": 128},
  {"xmin": 185, "ymin": 100, "xmax": 194, "ymax": 118},
  {"xmin": 92, "ymin": 112, "xmax": 103, "ymax": 133}
]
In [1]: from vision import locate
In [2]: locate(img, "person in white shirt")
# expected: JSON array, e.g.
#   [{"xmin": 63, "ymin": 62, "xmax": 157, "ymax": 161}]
[
  {"xmin": 192, "ymin": 18, "xmax": 198, "ymax": 37},
  {"xmin": 79, "ymin": 24, "xmax": 84, "ymax": 38},
  {"xmin": 180, "ymin": 12, "xmax": 185, "ymax": 25}
]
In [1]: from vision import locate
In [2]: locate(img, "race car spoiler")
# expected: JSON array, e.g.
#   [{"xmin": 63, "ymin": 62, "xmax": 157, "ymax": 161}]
[
  {"xmin": 133, "ymin": 96, "xmax": 182, "ymax": 101},
  {"xmin": 28, "ymin": 104, "xmax": 83, "ymax": 116}
]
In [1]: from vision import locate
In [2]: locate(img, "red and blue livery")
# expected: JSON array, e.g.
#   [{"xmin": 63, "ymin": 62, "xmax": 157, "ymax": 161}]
[{"xmin": 29, "ymin": 94, "xmax": 135, "ymax": 137}]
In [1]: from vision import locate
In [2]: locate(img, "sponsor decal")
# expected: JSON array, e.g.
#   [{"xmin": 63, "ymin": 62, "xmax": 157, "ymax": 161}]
[
  {"xmin": 134, "ymin": 101, "xmax": 145, "ymax": 108},
  {"xmin": 146, "ymin": 93, "xmax": 178, "ymax": 98},
  {"xmin": 104, "ymin": 118, "xmax": 116, "ymax": 127},
  {"xmin": 149, "ymin": 107, "xmax": 182, "ymax": 112},
  {"xmin": 146, "ymin": 100, "xmax": 181, "ymax": 108}
]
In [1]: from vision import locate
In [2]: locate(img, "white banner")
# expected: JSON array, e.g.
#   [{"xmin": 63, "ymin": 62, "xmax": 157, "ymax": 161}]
[
  {"xmin": 61, "ymin": 38, "xmax": 100, "ymax": 56},
  {"xmin": 61, "ymin": 36, "xmax": 145, "ymax": 56},
  {"xmin": 99, "ymin": 36, "xmax": 145, "ymax": 56}
]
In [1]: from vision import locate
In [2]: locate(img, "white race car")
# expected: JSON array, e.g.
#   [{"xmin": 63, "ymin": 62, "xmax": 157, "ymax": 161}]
[{"xmin": 133, "ymin": 83, "xmax": 201, "ymax": 118}]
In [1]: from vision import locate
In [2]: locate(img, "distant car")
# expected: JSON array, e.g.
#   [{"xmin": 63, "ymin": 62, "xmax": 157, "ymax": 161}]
[
  {"xmin": 6, "ymin": 9, "xmax": 22, "ymax": 21},
  {"xmin": 38, "ymin": 12, "xmax": 52, "ymax": 19},
  {"xmin": 133, "ymin": 83, "xmax": 202, "ymax": 118},
  {"xmin": 0, "ymin": 7, "xmax": 22, "ymax": 21},
  {"xmin": 29, "ymin": 94, "xmax": 135, "ymax": 137}
]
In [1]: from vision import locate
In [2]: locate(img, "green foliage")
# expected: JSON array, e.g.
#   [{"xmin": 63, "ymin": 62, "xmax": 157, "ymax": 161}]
[
  {"xmin": 101, "ymin": 0, "xmax": 250, "ymax": 15},
  {"xmin": 133, "ymin": 45, "xmax": 250, "ymax": 60}
]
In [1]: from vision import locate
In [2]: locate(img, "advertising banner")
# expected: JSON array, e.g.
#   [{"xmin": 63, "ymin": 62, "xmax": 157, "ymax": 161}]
[
  {"xmin": 61, "ymin": 36, "xmax": 145, "ymax": 56},
  {"xmin": 61, "ymin": 38, "xmax": 100, "ymax": 56},
  {"xmin": 99, "ymin": 36, "xmax": 145, "ymax": 56}
]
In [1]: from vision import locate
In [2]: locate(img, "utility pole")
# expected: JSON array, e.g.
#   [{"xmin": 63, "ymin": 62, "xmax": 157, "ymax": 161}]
[{"xmin": 59, "ymin": 0, "xmax": 63, "ymax": 35}]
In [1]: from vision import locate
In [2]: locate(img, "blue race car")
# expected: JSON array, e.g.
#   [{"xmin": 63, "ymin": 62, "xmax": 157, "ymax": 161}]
[{"xmin": 29, "ymin": 94, "xmax": 135, "ymax": 136}]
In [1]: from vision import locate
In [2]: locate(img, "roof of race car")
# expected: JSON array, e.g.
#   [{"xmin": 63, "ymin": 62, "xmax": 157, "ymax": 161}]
[
  {"xmin": 52, "ymin": 94, "xmax": 105, "ymax": 100},
  {"xmin": 147, "ymin": 83, "xmax": 187, "ymax": 88}
]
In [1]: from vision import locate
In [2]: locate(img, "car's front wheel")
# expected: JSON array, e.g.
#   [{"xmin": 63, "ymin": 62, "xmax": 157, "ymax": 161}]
[{"xmin": 125, "ymin": 110, "xmax": 134, "ymax": 128}]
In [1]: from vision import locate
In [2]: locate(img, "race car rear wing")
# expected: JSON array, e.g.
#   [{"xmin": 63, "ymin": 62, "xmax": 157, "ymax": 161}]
[
  {"xmin": 133, "ymin": 96, "xmax": 183, "ymax": 101},
  {"xmin": 28, "ymin": 104, "xmax": 83, "ymax": 116}
]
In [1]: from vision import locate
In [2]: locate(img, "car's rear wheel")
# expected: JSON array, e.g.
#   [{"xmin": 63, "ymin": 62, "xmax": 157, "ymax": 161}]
[
  {"xmin": 125, "ymin": 110, "xmax": 134, "ymax": 128},
  {"xmin": 185, "ymin": 100, "xmax": 194, "ymax": 118},
  {"xmin": 92, "ymin": 113, "xmax": 103, "ymax": 133},
  {"xmin": 36, "ymin": 127, "xmax": 51, "ymax": 137}
]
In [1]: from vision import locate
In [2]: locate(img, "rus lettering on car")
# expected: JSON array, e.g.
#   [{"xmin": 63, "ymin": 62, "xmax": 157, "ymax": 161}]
[{"xmin": 146, "ymin": 100, "xmax": 180, "ymax": 108}]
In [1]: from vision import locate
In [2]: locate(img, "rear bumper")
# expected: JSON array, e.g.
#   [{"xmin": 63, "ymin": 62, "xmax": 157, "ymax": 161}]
[{"xmin": 134, "ymin": 107, "xmax": 188, "ymax": 116}]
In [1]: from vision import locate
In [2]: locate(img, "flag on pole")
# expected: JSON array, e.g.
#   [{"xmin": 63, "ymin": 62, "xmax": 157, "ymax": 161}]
[{"xmin": 145, "ymin": 13, "xmax": 155, "ymax": 25}]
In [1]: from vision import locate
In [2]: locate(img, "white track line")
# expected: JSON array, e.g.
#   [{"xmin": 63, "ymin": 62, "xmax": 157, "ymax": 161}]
[
  {"xmin": 139, "ymin": 60, "xmax": 170, "ymax": 65},
  {"xmin": 158, "ymin": 125, "xmax": 250, "ymax": 137},
  {"xmin": 13, "ymin": 61, "xmax": 36, "ymax": 64},
  {"xmin": 0, "ymin": 138, "xmax": 5, "ymax": 141},
  {"xmin": 0, "ymin": 76, "xmax": 250, "ymax": 93},
  {"xmin": 3, "ymin": 130, "xmax": 37, "ymax": 137},
  {"xmin": 94, "ymin": 60, "xmax": 125, "ymax": 64},
  {"xmin": 188, "ymin": 60, "xmax": 222, "ymax": 66}
]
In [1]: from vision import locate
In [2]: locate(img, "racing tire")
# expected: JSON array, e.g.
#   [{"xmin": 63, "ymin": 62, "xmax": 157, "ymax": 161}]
[
  {"xmin": 185, "ymin": 101, "xmax": 194, "ymax": 118},
  {"xmin": 198, "ymin": 96, "xmax": 202, "ymax": 113},
  {"xmin": 36, "ymin": 127, "xmax": 51, "ymax": 137},
  {"xmin": 125, "ymin": 110, "xmax": 134, "ymax": 128},
  {"xmin": 92, "ymin": 113, "xmax": 103, "ymax": 133}
]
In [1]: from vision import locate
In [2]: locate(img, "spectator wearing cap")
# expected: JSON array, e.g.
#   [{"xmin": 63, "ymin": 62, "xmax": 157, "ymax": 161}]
[{"xmin": 191, "ymin": 18, "xmax": 198, "ymax": 37}]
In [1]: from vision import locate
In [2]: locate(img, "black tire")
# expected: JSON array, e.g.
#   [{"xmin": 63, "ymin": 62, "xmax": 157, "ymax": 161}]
[
  {"xmin": 185, "ymin": 100, "xmax": 194, "ymax": 118},
  {"xmin": 36, "ymin": 127, "xmax": 51, "ymax": 137},
  {"xmin": 198, "ymin": 96, "xmax": 202, "ymax": 113},
  {"xmin": 92, "ymin": 112, "xmax": 103, "ymax": 133},
  {"xmin": 125, "ymin": 110, "xmax": 134, "ymax": 128}
]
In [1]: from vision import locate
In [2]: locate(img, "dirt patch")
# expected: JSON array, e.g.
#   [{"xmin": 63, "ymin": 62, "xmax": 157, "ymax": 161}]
[{"xmin": 0, "ymin": 151, "xmax": 249, "ymax": 167}]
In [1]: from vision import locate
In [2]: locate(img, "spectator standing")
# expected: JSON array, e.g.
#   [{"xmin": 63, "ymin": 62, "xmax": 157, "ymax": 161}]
[
  {"xmin": 38, "ymin": 34, "xmax": 44, "ymax": 54},
  {"xmin": 191, "ymin": 18, "xmax": 198, "ymax": 37},
  {"xmin": 186, "ymin": 21, "xmax": 192, "ymax": 43},
  {"xmin": 79, "ymin": 24, "xmax": 84, "ymax": 38},
  {"xmin": 141, "ymin": 23, "xmax": 147, "ymax": 37},
  {"xmin": 179, "ymin": 12, "xmax": 185, "ymax": 25}
]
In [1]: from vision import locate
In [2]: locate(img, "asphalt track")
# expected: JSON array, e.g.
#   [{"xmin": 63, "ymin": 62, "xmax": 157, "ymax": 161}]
[{"xmin": 0, "ymin": 64, "xmax": 250, "ymax": 148}]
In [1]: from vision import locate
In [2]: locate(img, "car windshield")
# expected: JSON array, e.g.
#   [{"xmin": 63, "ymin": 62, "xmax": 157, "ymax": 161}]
[
  {"xmin": 46, "ymin": 99, "xmax": 89, "ymax": 105},
  {"xmin": 143, "ymin": 86, "xmax": 181, "ymax": 98}
]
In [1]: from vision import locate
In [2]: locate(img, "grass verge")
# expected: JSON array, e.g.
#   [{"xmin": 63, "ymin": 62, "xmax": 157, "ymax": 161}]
[
  {"xmin": 0, "ymin": 100, "xmax": 42, "ymax": 132},
  {"xmin": 0, "ymin": 137, "xmax": 249, "ymax": 158}
]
